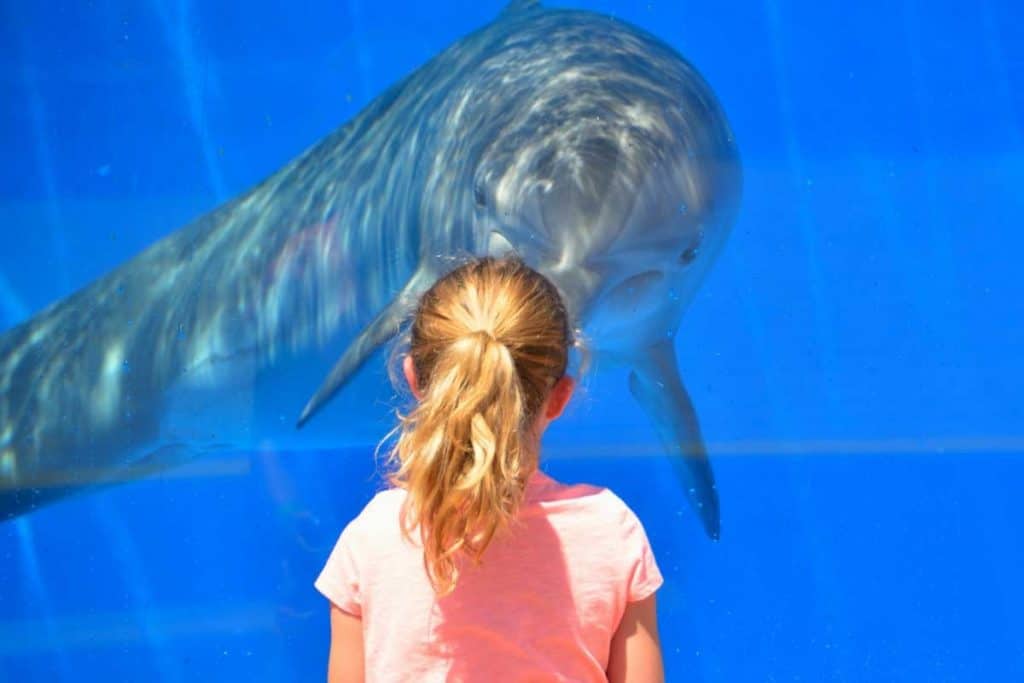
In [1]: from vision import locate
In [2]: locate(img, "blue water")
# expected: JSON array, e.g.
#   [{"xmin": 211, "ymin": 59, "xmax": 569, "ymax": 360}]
[{"xmin": 1, "ymin": 0, "xmax": 1022, "ymax": 680}]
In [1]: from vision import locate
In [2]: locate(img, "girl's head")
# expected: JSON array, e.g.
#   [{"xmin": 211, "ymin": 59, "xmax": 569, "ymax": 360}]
[{"xmin": 386, "ymin": 255, "xmax": 575, "ymax": 595}]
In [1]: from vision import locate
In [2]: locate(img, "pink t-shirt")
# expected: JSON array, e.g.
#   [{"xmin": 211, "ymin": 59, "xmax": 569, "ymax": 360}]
[{"xmin": 314, "ymin": 470, "xmax": 663, "ymax": 682}]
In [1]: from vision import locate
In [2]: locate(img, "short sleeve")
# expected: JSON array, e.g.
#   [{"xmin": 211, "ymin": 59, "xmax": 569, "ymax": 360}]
[
  {"xmin": 314, "ymin": 518, "xmax": 363, "ymax": 616},
  {"xmin": 620, "ymin": 504, "xmax": 664, "ymax": 603}
]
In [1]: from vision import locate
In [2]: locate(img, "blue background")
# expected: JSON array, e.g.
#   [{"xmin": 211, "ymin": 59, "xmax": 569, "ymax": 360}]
[{"xmin": 1, "ymin": 0, "xmax": 1022, "ymax": 680}]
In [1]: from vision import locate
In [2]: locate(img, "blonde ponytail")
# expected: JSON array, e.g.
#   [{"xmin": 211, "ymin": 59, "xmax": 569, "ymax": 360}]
[{"xmin": 385, "ymin": 257, "xmax": 571, "ymax": 595}]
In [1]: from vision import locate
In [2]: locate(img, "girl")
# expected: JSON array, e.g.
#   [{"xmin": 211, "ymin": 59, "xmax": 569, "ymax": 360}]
[{"xmin": 315, "ymin": 256, "xmax": 665, "ymax": 682}]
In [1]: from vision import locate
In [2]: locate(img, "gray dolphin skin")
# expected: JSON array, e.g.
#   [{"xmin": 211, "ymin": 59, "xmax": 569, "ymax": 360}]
[{"xmin": 0, "ymin": 0, "xmax": 740, "ymax": 537}]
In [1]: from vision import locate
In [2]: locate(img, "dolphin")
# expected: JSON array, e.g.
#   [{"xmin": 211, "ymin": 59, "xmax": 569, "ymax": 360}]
[{"xmin": 0, "ymin": 0, "xmax": 740, "ymax": 537}]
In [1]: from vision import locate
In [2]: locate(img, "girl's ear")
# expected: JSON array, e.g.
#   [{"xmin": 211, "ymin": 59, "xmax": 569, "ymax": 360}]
[
  {"xmin": 403, "ymin": 355, "xmax": 422, "ymax": 399},
  {"xmin": 544, "ymin": 375, "xmax": 575, "ymax": 421}
]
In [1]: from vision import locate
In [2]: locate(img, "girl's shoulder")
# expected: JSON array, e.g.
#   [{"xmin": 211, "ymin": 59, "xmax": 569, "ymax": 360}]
[
  {"xmin": 531, "ymin": 472, "xmax": 648, "ymax": 530},
  {"xmin": 327, "ymin": 486, "xmax": 415, "ymax": 565},
  {"xmin": 363, "ymin": 484, "xmax": 406, "ymax": 514}
]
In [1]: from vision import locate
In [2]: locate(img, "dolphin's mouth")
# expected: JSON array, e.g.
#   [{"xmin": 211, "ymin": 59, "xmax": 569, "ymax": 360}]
[
  {"xmin": 622, "ymin": 269, "xmax": 664, "ymax": 289},
  {"xmin": 602, "ymin": 270, "xmax": 665, "ymax": 311}
]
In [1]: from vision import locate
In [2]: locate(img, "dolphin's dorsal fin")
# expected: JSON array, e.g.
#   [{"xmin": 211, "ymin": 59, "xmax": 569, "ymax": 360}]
[{"xmin": 503, "ymin": 0, "xmax": 541, "ymax": 16}]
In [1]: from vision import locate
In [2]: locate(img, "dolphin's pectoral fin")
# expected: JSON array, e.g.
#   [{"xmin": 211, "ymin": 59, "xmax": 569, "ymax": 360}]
[
  {"xmin": 296, "ymin": 269, "xmax": 434, "ymax": 428},
  {"xmin": 129, "ymin": 442, "xmax": 201, "ymax": 473},
  {"xmin": 0, "ymin": 442, "xmax": 208, "ymax": 520},
  {"xmin": 627, "ymin": 340, "xmax": 721, "ymax": 539},
  {"xmin": 119, "ymin": 442, "xmax": 217, "ymax": 485},
  {"xmin": 295, "ymin": 309, "xmax": 399, "ymax": 428}
]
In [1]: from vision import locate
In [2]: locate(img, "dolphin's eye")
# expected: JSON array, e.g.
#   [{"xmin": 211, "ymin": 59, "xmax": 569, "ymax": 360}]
[
  {"xmin": 680, "ymin": 246, "xmax": 699, "ymax": 265},
  {"xmin": 474, "ymin": 184, "xmax": 487, "ymax": 208}
]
